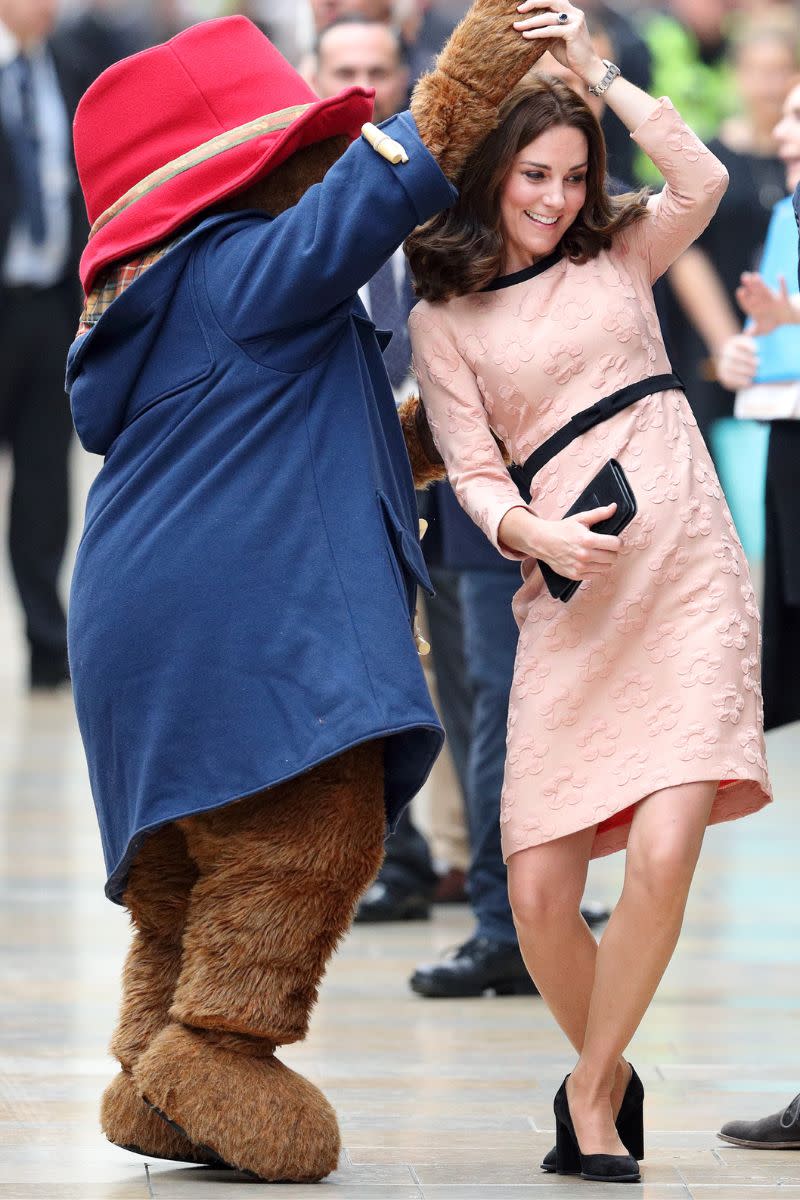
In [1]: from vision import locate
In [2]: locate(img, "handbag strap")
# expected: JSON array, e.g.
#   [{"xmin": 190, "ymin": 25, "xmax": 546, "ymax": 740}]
[{"xmin": 508, "ymin": 372, "xmax": 683, "ymax": 502}]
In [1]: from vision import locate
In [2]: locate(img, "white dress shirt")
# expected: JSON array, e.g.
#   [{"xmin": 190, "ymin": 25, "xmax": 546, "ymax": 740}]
[{"xmin": 0, "ymin": 19, "xmax": 72, "ymax": 288}]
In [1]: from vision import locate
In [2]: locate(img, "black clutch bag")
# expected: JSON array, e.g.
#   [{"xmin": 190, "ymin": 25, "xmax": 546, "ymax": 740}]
[{"xmin": 538, "ymin": 459, "xmax": 637, "ymax": 603}]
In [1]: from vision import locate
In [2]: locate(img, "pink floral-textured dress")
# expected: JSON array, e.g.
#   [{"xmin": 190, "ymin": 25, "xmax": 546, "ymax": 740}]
[{"xmin": 409, "ymin": 98, "xmax": 772, "ymax": 862}]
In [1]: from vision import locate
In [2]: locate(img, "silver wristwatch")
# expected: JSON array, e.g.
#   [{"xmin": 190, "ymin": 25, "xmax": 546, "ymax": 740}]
[{"xmin": 588, "ymin": 60, "xmax": 621, "ymax": 97}]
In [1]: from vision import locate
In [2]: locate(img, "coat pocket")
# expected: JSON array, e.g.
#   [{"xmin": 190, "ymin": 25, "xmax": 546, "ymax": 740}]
[{"xmin": 376, "ymin": 490, "xmax": 434, "ymax": 617}]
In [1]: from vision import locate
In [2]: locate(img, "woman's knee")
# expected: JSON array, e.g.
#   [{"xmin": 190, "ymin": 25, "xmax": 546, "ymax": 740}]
[
  {"xmin": 508, "ymin": 862, "xmax": 583, "ymax": 932},
  {"xmin": 624, "ymin": 835, "xmax": 697, "ymax": 909},
  {"xmin": 507, "ymin": 832, "xmax": 592, "ymax": 933}
]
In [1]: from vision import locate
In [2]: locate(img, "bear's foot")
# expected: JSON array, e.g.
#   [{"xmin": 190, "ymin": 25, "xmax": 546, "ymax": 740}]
[
  {"xmin": 101, "ymin": 1069, "xmax": 226, "ymax": 1165},
  {"xmin": 133, "ymin": 1023, "xmax": 341, "ymax": 1182}
]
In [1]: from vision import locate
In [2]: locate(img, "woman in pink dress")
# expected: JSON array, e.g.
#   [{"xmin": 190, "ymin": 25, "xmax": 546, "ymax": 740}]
[{"xmin": 407, "ymin": 0, "xmax": 771, "ymax": 1184}]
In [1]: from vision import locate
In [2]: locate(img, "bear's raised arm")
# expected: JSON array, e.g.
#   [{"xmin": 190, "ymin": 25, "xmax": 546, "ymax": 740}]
[
  {"xmin": 412, "ymin": 0, "xmax": 552, "ymax": 181},
  {"xmin": 202, "ymin": 0, "xmax": 550, "ymax": 340}
]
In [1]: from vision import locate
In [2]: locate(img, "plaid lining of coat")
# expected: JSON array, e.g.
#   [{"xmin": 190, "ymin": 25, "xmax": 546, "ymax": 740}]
[{"xmin": 77, "ymin": 232, "xmax": 189, "ymax": 337}]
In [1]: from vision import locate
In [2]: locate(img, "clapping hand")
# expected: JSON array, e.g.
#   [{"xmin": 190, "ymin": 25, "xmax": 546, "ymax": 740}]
[{"xmin": 736, "ymin": 271, "xmax": 795, "ymax": 335}]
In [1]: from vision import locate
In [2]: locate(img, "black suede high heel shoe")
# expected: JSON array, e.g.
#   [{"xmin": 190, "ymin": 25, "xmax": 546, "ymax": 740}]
[
  {"xmin": 540, "ymin": 1063, "xmax": 644, "ymax": 1173},
  {"xmin": 552, "ymin": 1076, "xmax": 641, "ymax": 1183}
]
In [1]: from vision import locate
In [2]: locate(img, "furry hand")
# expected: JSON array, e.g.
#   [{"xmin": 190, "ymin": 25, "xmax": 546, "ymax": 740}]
[
  {"xmin": 397, "ymin": 394, "xmax": 447, "ymax": 489},
  {"xmin": 411, "ymin": 0, "xmax": 553, "ymax": 181}
]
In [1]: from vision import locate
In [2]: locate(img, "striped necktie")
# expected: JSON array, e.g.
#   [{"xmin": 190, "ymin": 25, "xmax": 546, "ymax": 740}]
[{"xmin": 6, "ymin": 53, "xmax": 46, "ymax": 244}]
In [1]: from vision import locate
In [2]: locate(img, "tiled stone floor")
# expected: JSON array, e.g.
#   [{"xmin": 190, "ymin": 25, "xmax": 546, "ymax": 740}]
[{"xmin": 0, "ymin": 447, "xmax": 798, "ymax": 1198}]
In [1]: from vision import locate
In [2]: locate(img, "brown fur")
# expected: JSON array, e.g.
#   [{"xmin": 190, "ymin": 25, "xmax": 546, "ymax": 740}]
[
  {"xmin": 134, "ymin": 1023, "xmax": 341, "ymax": 1181},
  {"xmin": 221, "ymin": 136, "xmax": 350, "ymax": 218},
  {"xmin": 398, "ymin": 393, "xmax": 509, "ymax": 485},
  {"xmin": 111, "ymin": 824, "xmax": 197, "ymax": 1068},
  {"xmin": 411, "ymin": 0, "xmax": 552, "ymax": 182},
  {"xmin": 102, "ymin": 824, "xmax": 210, "ymax": 1163},
  {"xmin": 397, "ymin": 394, "xmax": 447, "ymax": 489},
  {"xmin": 131, "ymin": 743, "xmax": 385, "ymax": 1182},
  {"xmin": 169, "ymin": 741, "xmax": 385, "ymax": 1042},
  {"xmin": 101, "ymin": 1069, "xmax": 214, "ymax": 1164}
]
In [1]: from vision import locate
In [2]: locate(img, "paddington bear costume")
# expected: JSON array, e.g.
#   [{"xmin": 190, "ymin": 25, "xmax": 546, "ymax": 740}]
[{"xmin": 66, "ymin": 2, "xmax": 548, "ymax": 1182}]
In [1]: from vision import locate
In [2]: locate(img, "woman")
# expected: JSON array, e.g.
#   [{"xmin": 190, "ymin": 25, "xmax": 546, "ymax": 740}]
[
  {"xmin": 716, "ymin": 80, "xmax": 800, "ymax": 731},
  {"xmin": 407, "ymin": 0, "xmax": 772, "ymax": 1184}
]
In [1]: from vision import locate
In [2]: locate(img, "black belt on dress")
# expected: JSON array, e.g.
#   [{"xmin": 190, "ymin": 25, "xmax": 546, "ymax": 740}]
[{"xmin": 508, "ymin": 372, "xmax": 684, "ymax": 503}]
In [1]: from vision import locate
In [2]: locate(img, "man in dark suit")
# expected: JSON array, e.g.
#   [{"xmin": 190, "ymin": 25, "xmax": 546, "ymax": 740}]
[{"xmin": 0, "ymin": 0, "xmax": 92, "ymax": 687}]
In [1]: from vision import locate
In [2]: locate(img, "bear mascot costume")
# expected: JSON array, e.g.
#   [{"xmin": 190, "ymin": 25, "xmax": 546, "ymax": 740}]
[{"xmin": 65, "ymin": 0, "xmax": 547, "ymax": 1182}]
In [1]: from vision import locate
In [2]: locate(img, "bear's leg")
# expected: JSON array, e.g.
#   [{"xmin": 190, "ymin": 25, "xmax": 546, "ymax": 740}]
[
  {"xmin": 132, "ymin": 741, "xmax": 386, "ymax": 1182},
  {"xmin": 102, "ymin": 823, "xmax": 220, "ymax": 1164}
]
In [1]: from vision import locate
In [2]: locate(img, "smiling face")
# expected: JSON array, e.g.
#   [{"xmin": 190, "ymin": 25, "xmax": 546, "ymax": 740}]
[
  {"xmin": 774, "ymin": 81, "xmax": 800, "ymax": 192},
  {"xmin": 498, "ymin": 124, "xmax": 588, "ymax": 273}
]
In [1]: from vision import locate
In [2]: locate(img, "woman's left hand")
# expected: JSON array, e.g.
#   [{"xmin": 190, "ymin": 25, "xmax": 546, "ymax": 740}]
[{"xmin": 513, "ymin": 0, "xmax": 605, "ymax": 85}]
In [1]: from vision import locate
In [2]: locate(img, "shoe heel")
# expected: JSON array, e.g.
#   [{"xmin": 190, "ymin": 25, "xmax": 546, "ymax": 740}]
[
  {"xmin": 618, "ymin": 1065, "xmax": 645, "ymax": 1161},
  {"xmin": 619, "ymin": 1105, "xmax": 644, "ymax": 1161},
  {"xmin": 555, "ymin": 1114, "xmax": 581, "ymax": 1175}
]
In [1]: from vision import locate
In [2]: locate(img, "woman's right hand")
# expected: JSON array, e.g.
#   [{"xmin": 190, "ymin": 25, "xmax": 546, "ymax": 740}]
[
  {"xmin": 499, "ymin": 503, "xmax": 622, "ymax": 580},
  {"xmin": 716, "ymin": 333, "xmax": 758, "ymax": 391}
]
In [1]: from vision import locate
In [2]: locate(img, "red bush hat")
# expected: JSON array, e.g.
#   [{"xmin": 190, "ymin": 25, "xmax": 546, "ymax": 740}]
[{"xmin": 75, "ymin": 16, "xmax": 374, "ymax": 293}]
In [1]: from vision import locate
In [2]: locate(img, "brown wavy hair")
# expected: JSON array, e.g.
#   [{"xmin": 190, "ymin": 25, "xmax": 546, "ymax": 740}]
[{"xmin": 406, "ymin": 75, "xmax": 649, "ymax": 302}]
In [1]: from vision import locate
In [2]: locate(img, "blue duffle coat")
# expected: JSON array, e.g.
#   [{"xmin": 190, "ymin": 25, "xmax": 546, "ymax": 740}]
[{"xmin": 66, "ymin": 112, "xmax": 454, "ymax": 903}]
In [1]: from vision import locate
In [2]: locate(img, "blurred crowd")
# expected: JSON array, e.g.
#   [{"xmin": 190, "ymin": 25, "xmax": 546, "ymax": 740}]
[{"xmin": 1, "ymin": 0, "xmax": 799, "ymax": 997}]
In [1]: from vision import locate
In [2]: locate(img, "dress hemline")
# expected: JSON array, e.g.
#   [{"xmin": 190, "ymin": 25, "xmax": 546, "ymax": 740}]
[{"xmin": 502, "ymin": 773, "xmax": 771, "ymax": 863}]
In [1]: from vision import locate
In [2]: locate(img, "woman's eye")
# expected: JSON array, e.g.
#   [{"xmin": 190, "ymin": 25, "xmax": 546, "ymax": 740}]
[
  {"xmin": 525, "ymin": 171, "xmax": 545, "ymax": 181},
  {"xmin": 568, "ymin": 175, "xmax": 587, "ymax": 185}
]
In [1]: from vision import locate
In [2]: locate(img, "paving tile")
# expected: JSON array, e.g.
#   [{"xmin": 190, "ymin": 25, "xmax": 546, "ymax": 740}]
[{"xmin": 0, "ymin": 1184, "xmax": 151, "ymax": 1199}]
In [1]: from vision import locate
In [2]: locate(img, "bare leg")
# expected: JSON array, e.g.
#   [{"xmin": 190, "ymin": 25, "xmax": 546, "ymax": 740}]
[
  {"xmin": 507, "ymin": 827, "xmax": 630, "ymax": 1113},
  {"xmin": 567, "ymin": 780, "xmax": 717, "ymax": 1155}
]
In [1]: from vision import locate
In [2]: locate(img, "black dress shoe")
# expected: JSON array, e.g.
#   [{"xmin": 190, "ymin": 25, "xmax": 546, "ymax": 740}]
[
  {"xmin": 409, "ymin": 936, "xmax": 538, "ymax": 998},
  {"xmin": 719, "ymin": 1093, "xmax": 800, "ymax": 1149},
  {"xmin": 354, "ymin": 881, "xmax": 430, "ymax": 923},
  {"xmin": 553, "ymin": 1077, "xmax": 640, "ymax": 1183}
]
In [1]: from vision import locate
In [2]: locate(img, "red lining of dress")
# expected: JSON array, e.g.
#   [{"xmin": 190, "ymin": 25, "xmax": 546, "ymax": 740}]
[{"xmin": 597, "ymin": 780, "xmax": 736, "ymax": 837}]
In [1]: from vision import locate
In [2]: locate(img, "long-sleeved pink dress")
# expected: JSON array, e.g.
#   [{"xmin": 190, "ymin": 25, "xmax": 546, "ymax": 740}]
[{"xmin": 409, "ymin": 98, "xmax": 772, "ymax": 862}]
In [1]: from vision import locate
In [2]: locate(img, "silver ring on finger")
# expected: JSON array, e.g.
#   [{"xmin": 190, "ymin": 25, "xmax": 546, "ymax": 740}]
[{"xmin": 557, "ymin": 11, "xmax": 569, "ymax": 22}]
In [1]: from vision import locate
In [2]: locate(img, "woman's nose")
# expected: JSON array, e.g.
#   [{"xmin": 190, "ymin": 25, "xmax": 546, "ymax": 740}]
[{"xmin": 542, "ymin": 188, "xmax": 564, "ymax": 210}]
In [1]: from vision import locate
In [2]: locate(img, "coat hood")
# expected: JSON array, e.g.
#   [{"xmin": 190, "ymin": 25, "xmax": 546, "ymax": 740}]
[{"xmin": 66, "ymin": 215, "xmax": 234, "ymax": 456}]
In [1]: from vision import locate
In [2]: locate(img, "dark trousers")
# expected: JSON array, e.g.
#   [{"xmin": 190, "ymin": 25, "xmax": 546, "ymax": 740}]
[
  {"xmin": 763, "ymin": 423, "xmax": 800, "ymax": 730},
  {"xmin": 0, "ymin": 282, "xmax": 75, "ymax": 669},
  {"xmin": 379, "ymin": 567, "xmax": 466, "ymax": 896},
  {"xmin": 380, "ymin": 564, "xmax": 521, "ymax": 946},
  {"xmin": 460, "ymin": 568, "xmax": 520, "ymax": 945}
]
